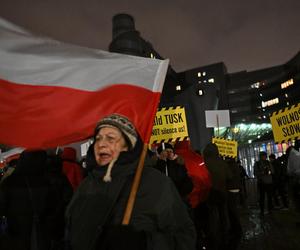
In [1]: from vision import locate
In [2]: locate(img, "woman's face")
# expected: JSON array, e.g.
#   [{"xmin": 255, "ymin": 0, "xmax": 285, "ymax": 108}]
[{"xmin": 94, "ymin": 126, "xmax": 128, "ymax": 166}]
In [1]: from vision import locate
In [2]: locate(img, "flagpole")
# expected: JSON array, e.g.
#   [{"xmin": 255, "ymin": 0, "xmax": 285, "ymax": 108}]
[{"xmin": 122, "ymin": 143, "xmax": 148, "ymax": 225}]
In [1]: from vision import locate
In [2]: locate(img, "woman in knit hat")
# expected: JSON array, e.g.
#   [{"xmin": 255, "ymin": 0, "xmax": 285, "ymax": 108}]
[{"xmin": 65, "ymin": 114, "xmax": 196, "ymax": 250}]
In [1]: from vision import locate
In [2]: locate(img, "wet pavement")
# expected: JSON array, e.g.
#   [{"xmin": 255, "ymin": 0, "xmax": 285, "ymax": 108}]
[
  {"xmin": 239, "ymin": 180, "xmax": 300, "ymax": 250},
  {"xmin": 239, "ymin": 206, "xmax": 300, "ymax": 250}
]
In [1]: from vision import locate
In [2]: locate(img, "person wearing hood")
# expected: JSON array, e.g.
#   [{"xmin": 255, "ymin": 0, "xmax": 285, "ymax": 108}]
[{"xmin": 65, "ymin": 114, "xmax": 196, "ymax": 250}]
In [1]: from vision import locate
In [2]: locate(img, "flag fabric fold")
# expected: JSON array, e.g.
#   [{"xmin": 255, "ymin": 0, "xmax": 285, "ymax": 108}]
[{"xmin": 0, "ymin": 17, "xmax": 169, "ymax": 149}]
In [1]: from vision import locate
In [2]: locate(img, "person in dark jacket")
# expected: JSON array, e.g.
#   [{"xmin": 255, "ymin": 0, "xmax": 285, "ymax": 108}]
[
  {"xmin": 66, "ymin": 114, "xmax": 196, "ymax": 250},
  {"xmin": 225, "ymin": 157, "xmax": 243, "ymax": 250},
  {"xmin": 203, "ymin": 143, "xmax": 232, "ymax": 250},
  {"xmin": 287, "ymin": 141, "xmax": 300, "ymax": 222},
  {"xmin": 154, "ymin": 143, "xmax": 193, "ymax": 204},
  {"xmin": 254, "ymin": 151, "xmax": 274, "ymax": 215},
  {"xmin": 0, "ymin": 150, "xmax": 55, "ymax": 250},
  {"xmin": 45, "ymin": 154, "xmax": 73, "ymax": 247},
  {"xmin": 269, "ymin": 153, "xmax": 288, "ymax": 209}
]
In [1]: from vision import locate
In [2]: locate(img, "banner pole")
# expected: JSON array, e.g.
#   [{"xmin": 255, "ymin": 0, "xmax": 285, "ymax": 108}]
[
  {"xmin": 216, "ymin": 114, "xmax": 220, "ymax": 137},
  {"xmin": 122, "ymin": 143, "xmax": 148, "ymax": 225}
]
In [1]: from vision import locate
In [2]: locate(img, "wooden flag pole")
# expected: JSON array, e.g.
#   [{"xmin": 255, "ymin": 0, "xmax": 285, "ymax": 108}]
[{"xmin": 122, "ymin": 143, "xmax": 148, "ymax": 225}]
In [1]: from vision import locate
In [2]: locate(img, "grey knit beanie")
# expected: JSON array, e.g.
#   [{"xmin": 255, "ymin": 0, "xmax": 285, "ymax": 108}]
[{"xmin": 95, "ymin": 113, "xmax": 138, "ymax": 150}]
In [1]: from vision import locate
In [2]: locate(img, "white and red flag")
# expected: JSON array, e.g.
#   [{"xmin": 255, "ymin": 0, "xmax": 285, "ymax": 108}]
[{"xmin": 0, "ymin": 18, "xmax": 169, "ymax": 149}]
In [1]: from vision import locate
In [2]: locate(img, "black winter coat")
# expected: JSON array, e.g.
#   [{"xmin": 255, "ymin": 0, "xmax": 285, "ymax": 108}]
[
  {"xmin": 0, "ymin": 150, "xmax": 56, "ymax": 250},
  {"xmin": 66, "ymin": 138, "xmax": 196, "ymax": 250},
  {"xmin": 154, "ymin": 158, "xmax": 193, "ymax": 199}
]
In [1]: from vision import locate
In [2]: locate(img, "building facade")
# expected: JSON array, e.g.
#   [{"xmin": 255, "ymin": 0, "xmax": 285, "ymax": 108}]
[{"xmin": 109, "ymin": 13, "xmax": 300, "ymax": 157}]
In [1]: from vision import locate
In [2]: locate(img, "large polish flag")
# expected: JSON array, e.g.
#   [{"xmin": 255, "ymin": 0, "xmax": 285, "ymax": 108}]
[{"xmin": 0, "ymin": 18, "xmax": 169, "ymax": 149}]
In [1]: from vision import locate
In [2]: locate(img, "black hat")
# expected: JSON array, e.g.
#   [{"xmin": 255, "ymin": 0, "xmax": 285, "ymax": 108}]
[{"xmin": 157, "ymin": 143, "xmax": 173, "ymax": 154}]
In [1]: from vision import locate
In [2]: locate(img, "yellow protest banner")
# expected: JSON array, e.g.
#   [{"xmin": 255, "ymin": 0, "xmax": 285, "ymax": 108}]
[
  {"xmin": 212, "ymin": 137, "xmax": 238, "ymax": 158},
  {"xmin": 150, "ymin": 106, "xmax": 189, "ymax": 144},
  {"xmin": 270, "ymin": 103, "xmax": 300, "ymax": 143}
]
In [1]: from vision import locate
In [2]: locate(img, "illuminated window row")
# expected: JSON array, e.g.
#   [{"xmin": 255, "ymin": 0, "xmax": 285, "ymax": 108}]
[
  {"xmin": 197, "ymin": 71, "xmax": 206, "ymax": 77},
  {"xmin": 251, "ymin": 82, "xmax": 260, "ymax": 89},
  {"xmin": 198, "ymin": 78, "xmax": 215, "ymax": 84},
  {"xmin": 281, "ymin": 79, "xmax": 294, "ymax": 89},
  {"xmin": 250, "ymin": 78, "xmax": 293, "ymax": 90},
  {"xmin": 176, "ymin": 84, "xmax": 204, "ymax": 96},
  {"xmin": 261, "ymin": 97, "xmax": 279, "ymax": 108},
  {"xmin": 251, "ymin": 81, "xmax": 265, "ymax": 88}
]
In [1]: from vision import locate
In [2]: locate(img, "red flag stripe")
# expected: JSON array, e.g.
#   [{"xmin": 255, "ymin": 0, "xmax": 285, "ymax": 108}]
[
  {"xmin": 0, "ymin": 79, "xmax": 160, "ymax": 148},
  {"xmin": 0, "ymin": 17, "xmax": 169, "ymax": 148}
]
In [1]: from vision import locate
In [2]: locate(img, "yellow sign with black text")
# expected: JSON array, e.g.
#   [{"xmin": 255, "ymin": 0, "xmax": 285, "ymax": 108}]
[
  {"xmin": 270, "ymin": 103, "xmax": 300, "ymax": 143},
  {"xmin": 212, "ymin": 137, "xmax": 238, "ymax": 158},
  {"xmin": 150, "ymin": 106, "xmax": 189, "ymax": 144}
]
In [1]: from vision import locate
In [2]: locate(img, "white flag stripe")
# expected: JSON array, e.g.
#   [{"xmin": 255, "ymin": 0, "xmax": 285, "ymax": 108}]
[
  {"xmin": 0, "ymin": 17, "xmax": 168, "ymax": 92},
  {"xmin": 0, "ymin": 17, "xmax": 169, "ymax": 148}
]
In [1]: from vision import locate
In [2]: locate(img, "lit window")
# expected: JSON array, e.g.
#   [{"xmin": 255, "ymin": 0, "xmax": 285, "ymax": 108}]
[
  {"xmin": 208, "ymin": 78, "xmax": 214, "ymax": 83},
  {"xmin": 197, "ymin": 72, "xmax": 201, "ymax": 77},
  {"xmin": 263, "ymin": 115, "xmax": 266, "ymax": 119},
  {"xmin": 198, "ymin": 80, "xmax": 202, "ymax": 84},
  {"xmin": 150, "ymin": 53, "xmax": 156, "ymax": 59},
  {"xmin": 261, "ymin": 98, "xmax": 279, "ymax": 108},
  {"xmin": 202, "ymin": 72, "xmax": 206, "ymax": 76},
  {"xmin": 281, "ymin": 79, "xmax": 294, "ymax": 89},
  {"xmin": 251, "ymin": 82, "xmax": 260, "ymax": 88},
  {"xmin": 203, "ymin": 80, "xmax": 207, "ymax": 83},
  {"xmin": 287, "ymin": 102, "xmax": 290, "ymax": 106},
  {"xmin": 198, "ymin": 89, "xmax": 204, "ymax": 96},
  {"xmin": 176, "ymin": 85, "xmax": 181, "ymax": 91},
  {"xmin": 285, "ymin": 93, "xmax": 288, "ymax": 98}
]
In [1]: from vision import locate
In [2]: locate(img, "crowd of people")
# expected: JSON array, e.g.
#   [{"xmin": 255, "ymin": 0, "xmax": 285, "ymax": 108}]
[
  {"xmin": 0, "ymin": 114, "xmax": 299, "ymax": 250},
  {"xmin": 253, "ymin": 141, "xmax": 300, "ymax": 219}
]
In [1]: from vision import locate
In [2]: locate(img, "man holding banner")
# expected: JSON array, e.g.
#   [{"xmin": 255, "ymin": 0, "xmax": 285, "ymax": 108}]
[{"xmin": 155, "ymin": 143, "xmax": 193, "ymax": 205}]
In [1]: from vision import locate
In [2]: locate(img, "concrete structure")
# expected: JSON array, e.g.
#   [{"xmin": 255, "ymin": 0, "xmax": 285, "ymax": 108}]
[{"xmin": 109, "ymin": 13, "xmax": 300, "ymax": 152}]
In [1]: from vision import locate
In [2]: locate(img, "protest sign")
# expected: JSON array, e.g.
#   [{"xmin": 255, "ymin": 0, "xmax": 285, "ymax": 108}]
[
  {"xmin": 270, "ymin": 103, "xmax": 300, "ymax": 143},
  {"xmin": 212, "ymin": 137, "xmax": 238, "ymax": 158},
  {"xmin": 150, "ymin": 106, "xmax": 189, "ymax": 144}
]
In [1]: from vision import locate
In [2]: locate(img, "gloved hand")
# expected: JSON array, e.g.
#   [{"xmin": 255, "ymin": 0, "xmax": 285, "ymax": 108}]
[{"xmin": 97, "ymin": 225, "xmax": 147, "ymax": 250}]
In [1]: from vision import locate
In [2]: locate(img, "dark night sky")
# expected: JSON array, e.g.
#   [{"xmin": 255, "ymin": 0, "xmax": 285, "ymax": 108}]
[{"xmin": 1, "ymin": 0, "xmax": 299, "ymax": 73}]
